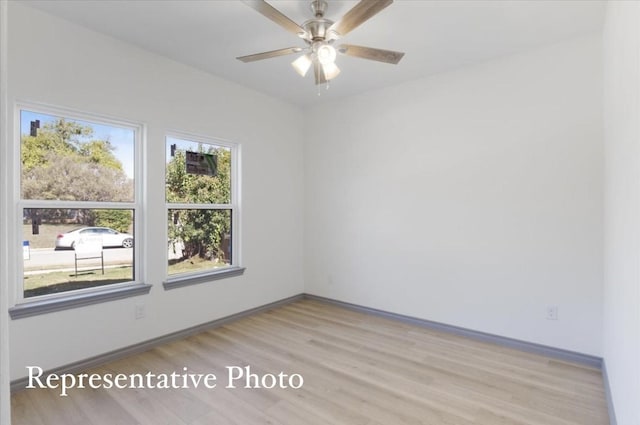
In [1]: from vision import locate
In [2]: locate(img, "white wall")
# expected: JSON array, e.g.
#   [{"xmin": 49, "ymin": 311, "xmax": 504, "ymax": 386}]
[
  {"xmin": 602, "ymin": 1, "xmax": 640, "ymax": 424},
  {"xmin": 304, "ymin": 35, "xmax": 604, "ymax": 355},
  {"xmin": 0, "ymin": 1, "xmax": 11, "ymax": 422},
  {"xmin": 6, "ymin": 3, "xmax": 304, "ymax": 380}
]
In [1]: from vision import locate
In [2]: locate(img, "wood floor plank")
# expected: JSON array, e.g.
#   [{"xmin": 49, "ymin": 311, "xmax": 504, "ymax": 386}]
[
  {"xmin": 11, "ymin": 299, "xmax": 609, "ymax": 425},
  {"xmin": 247, "ymin": 306, "xmax": 602, "ymax": 423}
]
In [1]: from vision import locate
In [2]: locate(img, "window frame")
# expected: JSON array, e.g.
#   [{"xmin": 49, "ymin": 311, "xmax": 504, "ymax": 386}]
[
  {"xmin": 9, "ymin": 102, "xmax": 149, "ymax": 318},
  {"xmin": 163, "ymin": 131, "xmax": 243, "ymax": 290}
]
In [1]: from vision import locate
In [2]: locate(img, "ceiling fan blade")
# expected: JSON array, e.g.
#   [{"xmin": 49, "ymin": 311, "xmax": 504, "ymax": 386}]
[
  {"xmin": 328, "ymin": 0, "xmax": 393, "ymax": 38},
  {"xmin": 237, "ymin": 47, "xmax": 303, "ymax": 63},
  {"xmin": 242, "ymin": 0, "xmax": 308, "ymax": 39},
  {"xmin": 338, "ymin": 44, "xmax": 404, "ymax": 64},
  {"xmin": 314, "ymin": 63, "xmax": 327, "ymax": 85}
]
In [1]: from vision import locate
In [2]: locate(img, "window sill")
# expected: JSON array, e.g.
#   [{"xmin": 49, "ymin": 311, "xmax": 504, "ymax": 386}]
[
  {"xmin": 9, "ymin": 283, "xmax": 152, "ymax": 319},
  {"xmin": 163, "ymin": 266, "xmax": 245, "ymax": 290}
]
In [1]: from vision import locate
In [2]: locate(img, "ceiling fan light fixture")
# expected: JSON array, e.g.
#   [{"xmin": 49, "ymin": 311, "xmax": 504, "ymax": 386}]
[
  {"xmin": 321, "ymin": 61, "xmax": 340, "ymax": 80},
  {"xmin": 316, "ymin": 43, "xmax": 337, "ymax": 65},
  {"xmin": 239, "ymin": 0, "xmax": 405, "ymax": 88},
  {"xmin": 292, "ymin": 54, "xmax": 313, "ymax": 77}
]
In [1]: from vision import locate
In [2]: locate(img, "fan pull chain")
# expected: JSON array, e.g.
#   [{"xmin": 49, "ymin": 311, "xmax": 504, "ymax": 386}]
[{"xmin": 316, "ymin": 81, "xmax": 330, "ymax": 96}]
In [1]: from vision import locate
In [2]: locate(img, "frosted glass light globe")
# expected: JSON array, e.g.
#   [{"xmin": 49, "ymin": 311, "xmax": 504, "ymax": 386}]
[{"xmin": 316, "ymin": 44, "xmax": 336, "ymax": 65}]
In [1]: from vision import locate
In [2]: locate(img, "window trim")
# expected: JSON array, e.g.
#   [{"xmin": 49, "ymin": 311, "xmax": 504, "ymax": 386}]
[
  {"xmin": 163, "ymin": 266, "xmax": 245, "ymax": 290},
  {"xmin": 164, "ymin": 131, "xmax": 242, "ymax": 286},
  {"xmin": 8, "ymin": 283, "xmax": 152, "ymax": 319},
  {"xmin": 12, "ymin": 102, "xmax": 146, "ymax": 311}
]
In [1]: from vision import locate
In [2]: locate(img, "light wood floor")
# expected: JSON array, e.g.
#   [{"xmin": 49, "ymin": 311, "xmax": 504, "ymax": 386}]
[{"xmin": 12, "ymin": 299, "xmax": 609, "ymax": 425}]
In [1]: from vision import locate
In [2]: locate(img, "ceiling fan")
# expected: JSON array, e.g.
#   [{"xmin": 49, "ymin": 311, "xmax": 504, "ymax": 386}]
[{"xmin": 237, "ymin": 0, "xmax": 405, "ymax": 85}]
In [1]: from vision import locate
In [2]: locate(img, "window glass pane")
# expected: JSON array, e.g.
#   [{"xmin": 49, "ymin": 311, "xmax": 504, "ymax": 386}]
[
  {"xmin": 22, "ymin": 208, "xmax": 134, "ymax": 298},
  {"xmin": 21, "ymin": 110, "xmax": 135, "ymax": 202},
  {"xmin": 167, "ymin": 209, "xmax": 231, "ymax": 275},
  {"xmin": 166, "ymin": 137, "xmax": 231, "ymax": 204}
]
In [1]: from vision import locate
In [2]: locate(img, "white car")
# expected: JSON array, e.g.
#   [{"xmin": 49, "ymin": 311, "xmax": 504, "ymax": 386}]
[{"xmin": 55, "ymin": 227, "xmax": 134, "ymax": 250}]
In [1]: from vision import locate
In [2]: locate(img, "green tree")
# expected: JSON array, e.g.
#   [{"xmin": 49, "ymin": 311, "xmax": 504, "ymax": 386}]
[
  {"xmin": 166, "ymin": 147, "xmax": 231, "ymax": 262},
  {"xmin": 21, "ymin": 118, "xmax": 133, "ymax": 228},
  {"xmin": 79, "ymin": 140, "xmax": 123, "ymax": 170},
  {"xmin": 94, "ymin": 210, "xmax": 132, "ymax": 233},
  {"xmin": 22, "ymin": 152, "xmax": 132, "ymax": 202},
  {"xmin": 21, "ymin": 120, "xmax": 81, "ymax": 172}
]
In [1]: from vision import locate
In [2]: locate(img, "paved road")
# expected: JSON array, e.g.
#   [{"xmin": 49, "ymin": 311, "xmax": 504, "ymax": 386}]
[{"xmin": 24, "ymin": 247, "xmax": 133, "ymax": 270}]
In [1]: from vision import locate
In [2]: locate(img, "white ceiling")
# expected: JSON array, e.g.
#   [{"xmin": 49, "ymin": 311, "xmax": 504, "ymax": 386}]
[{"xmin": 21, "ymin": 0, "xmax": 605, "ymax": 107}]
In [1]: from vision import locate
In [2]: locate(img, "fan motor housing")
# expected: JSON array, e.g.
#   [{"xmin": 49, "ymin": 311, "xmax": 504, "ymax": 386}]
[{"xmin": 302, "ymin": 18, "xmax": 335, "ymax": 42}]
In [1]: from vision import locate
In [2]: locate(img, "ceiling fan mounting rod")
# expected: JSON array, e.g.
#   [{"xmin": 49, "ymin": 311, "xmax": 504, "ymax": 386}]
[{"xmin": 311, "ymin": 0, "xmax": 328, "ymax": 18}]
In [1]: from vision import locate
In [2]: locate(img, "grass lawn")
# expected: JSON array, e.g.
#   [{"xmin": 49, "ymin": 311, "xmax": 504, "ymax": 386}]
[
  {"xmin": 168, "ymin": 255, "xmax": 229, "ymax": 275},
  {"xmin": 21, "ymin": 248, "xmax": 227, "ymax": 298},
  {"xmin": 23, "ymin": 255, "xmax": 132, "ymax": 272},
  {"xmin": 23, "ymin": 266, "xmax": 133, "ymax": 298}
]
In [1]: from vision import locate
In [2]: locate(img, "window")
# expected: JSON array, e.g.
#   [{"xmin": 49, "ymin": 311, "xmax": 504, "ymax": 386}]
[
  {"xmin": 17, "ymin": 106, "xmax": 141, "ymax": 302},
  {"xmin": 165, "ymin": 134, "xmax": 242, "ymax": 287}
]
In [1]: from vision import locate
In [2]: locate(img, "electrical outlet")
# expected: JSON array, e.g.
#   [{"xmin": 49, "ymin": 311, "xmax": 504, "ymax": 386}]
[
  {"xmin": 545, "ymin": 306, "xmax": 558, "ymax": 320},
  {"xmin": 135, "ymin": 304, "xmax": 145, "ymax": 320}
]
